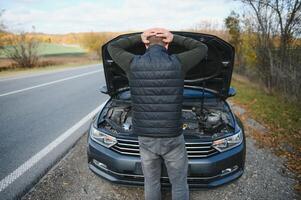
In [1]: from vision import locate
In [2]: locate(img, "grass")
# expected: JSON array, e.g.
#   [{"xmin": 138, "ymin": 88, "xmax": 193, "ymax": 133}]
[
  {"xmin": 0, "ymin": 43, "xmax": 97, "ymax": 77},
  {"xmin": 37, "ymin": 43, "xmax": 86, "ymax": 56},
  {"xmin": 0, "ymin": 43, "xmax": 86, "ymax": 58},
  {"xmin": 230, "ymin": 76, "xmax": 301, "ymax": 192},
  {"xmin": 231, "ymin": 78, "xmax": 301, "ymax": 134}
]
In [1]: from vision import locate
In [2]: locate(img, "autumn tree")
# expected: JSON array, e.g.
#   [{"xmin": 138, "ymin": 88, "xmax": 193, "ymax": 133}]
[
  {"xmin": 225, "ymin": 11, "xmax": 241, "ymax": 49},
  {"xmin": 80, "ymin": 32, "xmax": 110, "ymax": 58},
  {"xmin": 264, "ymin": 0, "xmax": 301, "ymax": 57},
  {"xmin": 225, "ymin": 11, "xmax": 243, "ymax": 68},
  {"xmin": 238, "ymin": 0, "xmax": 301, "ymax": 100}
]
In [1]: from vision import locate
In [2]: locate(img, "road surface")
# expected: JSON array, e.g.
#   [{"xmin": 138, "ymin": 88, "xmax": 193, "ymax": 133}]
[{"xmin": 0, "ymin": 64, "xmax": 107, "ymax": 200}]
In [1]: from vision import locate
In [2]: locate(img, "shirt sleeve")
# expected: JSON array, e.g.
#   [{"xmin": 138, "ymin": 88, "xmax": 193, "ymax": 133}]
[
  {"xmin": 173, "ymin": 34, "xmax": 208, "ymax": 74},
  {"xmin": 107, "ymin": 34, "xmax": 141, "ymax": 74}
]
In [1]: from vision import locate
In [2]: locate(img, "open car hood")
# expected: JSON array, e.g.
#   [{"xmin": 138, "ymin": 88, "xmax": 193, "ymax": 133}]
[{"xmin": 102, "ymin": 31, "xmax": 235, "ymax": 99}]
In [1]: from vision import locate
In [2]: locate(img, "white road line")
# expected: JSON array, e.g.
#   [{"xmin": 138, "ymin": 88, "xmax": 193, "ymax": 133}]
[
  {"xmin": 0, "ymin": 101, "xmax": 107, "ymax": 193},
  {"xmin": 0, "ymin": 64, "xmax": 101, "ymax": 82},
  {"xmin": 0, "ymin": 69, "xmax": 102, "ymax": 97}
]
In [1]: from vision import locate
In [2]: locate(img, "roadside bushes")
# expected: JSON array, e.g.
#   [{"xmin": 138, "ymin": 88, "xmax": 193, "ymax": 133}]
[
  {"xmin": 2, "ymin": 33, "xmax": 40, "ymax": 68},
  {"xmin": 80, "ymin": 32, "xmax": 112, "ymax": 59}
]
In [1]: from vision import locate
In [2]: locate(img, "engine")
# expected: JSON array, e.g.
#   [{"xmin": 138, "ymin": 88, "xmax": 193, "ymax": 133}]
[{"xmin": 99, "ymin": 102, "xmax": 234, "ymax": 136}]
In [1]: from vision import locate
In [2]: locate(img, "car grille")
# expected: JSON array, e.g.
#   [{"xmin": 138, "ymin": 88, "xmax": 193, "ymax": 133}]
[{"xmin": 111, "ymin": 138, "xmax": 218, "ymax": 158}]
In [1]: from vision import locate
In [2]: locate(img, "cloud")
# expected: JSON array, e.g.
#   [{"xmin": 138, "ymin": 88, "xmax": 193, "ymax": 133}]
[{"xmin": 2, "ymin": 0, "xmax": 239, "ymax": 34}]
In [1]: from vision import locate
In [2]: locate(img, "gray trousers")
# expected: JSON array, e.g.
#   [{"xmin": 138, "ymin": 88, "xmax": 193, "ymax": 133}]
[{"xmin": 138, "ymin": 134, "xmax": 189, "ymax": 200}]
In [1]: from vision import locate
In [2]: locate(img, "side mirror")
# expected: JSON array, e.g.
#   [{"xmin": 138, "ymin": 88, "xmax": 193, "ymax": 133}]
[
  {"xmin": 100, "ymin": 85, "xmax": 108, "ymax": 94},
  {"xmin": 228, "ymin": 87, "xmax": 236, "ymax": 97}
]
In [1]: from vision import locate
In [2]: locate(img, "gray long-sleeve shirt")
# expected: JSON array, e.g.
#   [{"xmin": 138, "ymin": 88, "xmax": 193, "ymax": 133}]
[{"xmin": 107, "ymin": 34, "xmax": 208, "ymax": 75}]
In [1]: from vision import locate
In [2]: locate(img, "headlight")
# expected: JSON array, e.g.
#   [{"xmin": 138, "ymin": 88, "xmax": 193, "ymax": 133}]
[
  {"xmin": 212, "ymin": 130, "xmax": 243, "ymax": 152},
  {"xmin": 90, "ymin": 125, "xmax": 117, "ymax": 148}
]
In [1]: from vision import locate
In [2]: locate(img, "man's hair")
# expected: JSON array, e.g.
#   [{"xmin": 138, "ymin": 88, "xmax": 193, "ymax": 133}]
[{"xmin": 147, "ymin": 36, "xmax": 165, "ymax": 46}]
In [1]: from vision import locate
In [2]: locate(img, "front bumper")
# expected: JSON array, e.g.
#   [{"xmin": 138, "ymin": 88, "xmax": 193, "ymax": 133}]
[{"xmin": 87, "ymin": 135, "xmax": 245, "ymax": 188}]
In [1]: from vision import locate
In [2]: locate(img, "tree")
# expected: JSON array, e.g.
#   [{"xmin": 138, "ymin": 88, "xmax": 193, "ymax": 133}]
[
  {"xmin": 3, "ymin": 33, "xmax": 40, "ymax": 68},
  {"xmin": 266, "ymin": 0, "xmax": 301, "ymax": 65},
  {"xmin": 237, "ymin": 0, "xmax": 301, "ymax": 100},
  {"xmin": 225, "ymin": 11, "xmax": 243, "ymax": 68},
  {"xmin": 225, "ymin": 11, "xmax": 241, "ymax": 49},
  {"xmin": 80, "ymin": 32, "xmax": 110, "ymax": 58},
  {"xmin": 239, "ymin": 0, "xmax": 281, "ymax": 89}
]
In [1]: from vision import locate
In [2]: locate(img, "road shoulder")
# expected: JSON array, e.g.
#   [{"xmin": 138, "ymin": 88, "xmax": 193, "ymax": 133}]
[{"xmin": 22, "ymin": 131, "xmax": 298, "ymax": 200}]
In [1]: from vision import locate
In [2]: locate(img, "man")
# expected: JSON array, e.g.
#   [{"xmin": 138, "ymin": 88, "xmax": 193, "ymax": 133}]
[{"xmin": 108, "ymin": 28, "xmax": 207, "ymax": 200}]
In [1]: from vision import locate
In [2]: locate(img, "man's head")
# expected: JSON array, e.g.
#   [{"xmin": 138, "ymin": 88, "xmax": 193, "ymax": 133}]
[
  {"xmin": 141, "ymin": 28, "xmax": 173, "ymax": 49},
  {"xmin": 147, "ymin": 35, "xmax": 166, "ymax": 47}
]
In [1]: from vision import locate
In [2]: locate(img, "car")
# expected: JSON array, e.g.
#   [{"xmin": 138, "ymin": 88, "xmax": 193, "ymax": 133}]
[{"xmin": 87, "ymin": 31, "xmax": 246, "ymax": 188}]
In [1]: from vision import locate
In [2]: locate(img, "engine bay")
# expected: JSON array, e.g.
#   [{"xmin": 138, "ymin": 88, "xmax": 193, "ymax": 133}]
[{"xmin": 99, "ymin": 100, "xmax": 235, "ymax": 138}]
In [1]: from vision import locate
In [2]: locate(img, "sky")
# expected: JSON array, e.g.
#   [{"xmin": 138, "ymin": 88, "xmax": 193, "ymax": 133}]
[{"xmin": 1, "ymin": 0, "xmax": 242, "ymax": 34}]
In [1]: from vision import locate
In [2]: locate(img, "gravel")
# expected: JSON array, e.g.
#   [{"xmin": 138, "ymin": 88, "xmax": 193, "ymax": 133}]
[
  {"xmin": 22, "ymin": 130, "xmax": 298, "ymax": 200},
  {"xmin": 230, "ymin": 104, "xmax": 246, "ymax": 116},
  {"xmin": 228, "ymin": 101, "xmax": 267, "ymax": 134},
  {"xmin": 245, "ymin": 118, "xmax": 268, "ymax": 134}
]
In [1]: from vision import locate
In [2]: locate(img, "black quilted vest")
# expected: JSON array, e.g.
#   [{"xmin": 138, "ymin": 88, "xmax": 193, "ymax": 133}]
[{"xmin": 129, "ymin": 45, "xmax": 183, "ymax": 137}]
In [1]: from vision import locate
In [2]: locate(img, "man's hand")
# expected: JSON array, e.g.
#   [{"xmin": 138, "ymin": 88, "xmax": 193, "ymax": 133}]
[
  {"xmin": 141, "ymin": 29, "xmax": 157, "ymax": 44},
  {"xmin": 141, "ymin": 28, "xmax": 173, "ymax": 44},
  {"xmin": 154, "ymin": 28, "xmax": 173, "ymax": 43}
]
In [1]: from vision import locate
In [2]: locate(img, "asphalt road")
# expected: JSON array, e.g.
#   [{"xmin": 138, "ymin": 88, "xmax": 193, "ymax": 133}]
[{"xmin": 0, "ymin": 64, "xmax": 108, "ymax": 200}]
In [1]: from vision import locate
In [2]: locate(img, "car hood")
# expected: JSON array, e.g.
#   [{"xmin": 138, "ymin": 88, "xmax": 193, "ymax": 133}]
[{"xmin": 101, "ymin": 31, "xmax": 235, "ymax": 99}]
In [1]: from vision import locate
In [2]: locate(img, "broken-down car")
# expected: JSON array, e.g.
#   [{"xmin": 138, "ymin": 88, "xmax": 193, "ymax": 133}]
[{"xmin": 87, "ymin": 32, "xmax": 246, "ymax": 188}]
